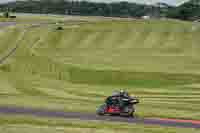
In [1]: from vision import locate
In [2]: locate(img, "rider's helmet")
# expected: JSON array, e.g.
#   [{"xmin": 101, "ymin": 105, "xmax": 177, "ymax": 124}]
[
  {"xmin": 119, "ymin": 89, "xmax": 125, "ymax": 96},
  {"xmin": 120, "ymin": 89, "xmax": 129, "ymax": 97}
]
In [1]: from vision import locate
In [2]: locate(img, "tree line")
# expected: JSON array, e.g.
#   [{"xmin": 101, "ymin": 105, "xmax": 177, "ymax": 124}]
[
  {"xmin": 167, "ymin": 0, "xmax": 200, "ymax": 21},
  {"xmin": 0, "ymin": 0, "xmax": 172, "ymax": 17},
  {"xmin": 0, "ymin": 0, "xmax": 199, "ymax": 21}
]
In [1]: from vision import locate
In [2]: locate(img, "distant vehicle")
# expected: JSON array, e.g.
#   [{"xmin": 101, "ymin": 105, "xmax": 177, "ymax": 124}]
[
  {"xmin": 142, "ymin": 15, "xmax": 150, "ymax": 19},
  {"xmin": 97, "ymin": 90, "xmax": 139, "ymax": 117}
]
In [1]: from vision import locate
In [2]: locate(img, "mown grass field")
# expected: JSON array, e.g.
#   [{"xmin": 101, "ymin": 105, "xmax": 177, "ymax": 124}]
[{"xmin": 0, "ymin": 16, "xmax": 200, "ymax": 132}]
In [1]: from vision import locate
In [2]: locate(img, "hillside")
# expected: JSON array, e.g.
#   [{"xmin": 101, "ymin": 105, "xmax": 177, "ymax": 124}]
[
  {"xmin": 2, "ymin": 0, "xmax": 200, "ymax": 21},
  {"xmin": 167, "ymin": 0, "xmax": 200, "ymax": 20},
  {"xmin": 0, "ymin": 0, "xmax": 171, "ymax": 18},
  {"xmin": 1, "ymin": 17, "xmax": 200, "ymax": 121}
]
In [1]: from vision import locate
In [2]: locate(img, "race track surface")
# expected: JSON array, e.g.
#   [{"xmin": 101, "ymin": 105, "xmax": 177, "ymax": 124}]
[
  {"xmin": 0, "ymin": 106, "xmax": 200, "ymax": 129},
  {"xmin": 0, "ymin": 22, "xmax": 16, "ymax": 27}
]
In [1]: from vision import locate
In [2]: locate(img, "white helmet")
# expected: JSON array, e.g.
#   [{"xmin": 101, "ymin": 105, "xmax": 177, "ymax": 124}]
[{"xmin": 119, "ymin": 89, "xmax": 125, "ymax": 95}]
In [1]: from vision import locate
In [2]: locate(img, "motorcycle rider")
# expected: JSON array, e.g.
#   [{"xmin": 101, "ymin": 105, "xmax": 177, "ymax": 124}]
[
  {"xmin": 119, "ymin": 90, "xmax": 130, "ymax": 110},
  {"xmin": 106, "ymin": 90, "xmax": 131, "ymax": 108},
  {"xmin": 105, "ymin": 91, "xmax": 120, "ymax": 106},
  {"xmin": 97, "ymin": 90, "xmax": 139, "ymax": 116}
]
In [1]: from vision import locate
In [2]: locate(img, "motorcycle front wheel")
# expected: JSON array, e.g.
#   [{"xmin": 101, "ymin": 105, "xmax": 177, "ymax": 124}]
[{"xmin": 96, "ymin": 104, "xmax": 107, "ymax": 115}]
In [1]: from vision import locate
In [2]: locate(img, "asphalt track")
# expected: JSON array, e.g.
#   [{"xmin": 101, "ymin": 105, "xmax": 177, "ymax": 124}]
[
  {"xmin": 0, "ymin": 22, "xmax": 16, "ymax": 28},
  {"xmin": 0, "ymin": 106, "xmax": 200, "ymax": 129},
  {"xmin": 1, "ymin": 22, "xmax": 200, "ymax": 129}
]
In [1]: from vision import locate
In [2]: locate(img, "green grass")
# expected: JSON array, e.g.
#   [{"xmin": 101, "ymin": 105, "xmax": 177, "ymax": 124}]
[
  {"xmin": 69, "ymin": 66, "xmax": 200, "ymax": 87},
  {"xmin": 1, "ymin": 16, "xmax": 200, "ymax": 129},
  {"xmin": 0, "ymin": 115, "xmax": 199, "ymax": 133}
]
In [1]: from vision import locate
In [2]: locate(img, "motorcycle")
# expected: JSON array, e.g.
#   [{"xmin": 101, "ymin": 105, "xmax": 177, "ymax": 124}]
[{"xmin": 97, "ymin": 95, "xmax": 139, "ymax": 117}]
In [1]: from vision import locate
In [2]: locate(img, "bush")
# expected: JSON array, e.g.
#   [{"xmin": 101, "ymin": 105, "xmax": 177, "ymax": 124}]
[
  {"xmin": 56, "ymin": 26, "xmax": 64, "ymax": 30},
  {"xmin": 3, "ymin": 12, "xmax": 9, "ymax": 18},
  {"xmin": 10, "ymin": 16, "xmax": 16, "ymax": 18}
]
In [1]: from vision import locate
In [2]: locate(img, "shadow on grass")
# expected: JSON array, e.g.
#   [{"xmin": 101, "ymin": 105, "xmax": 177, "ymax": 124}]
[{"xmin": 68, "ymin": 66, "xmax": 200, "ymax": 88}]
